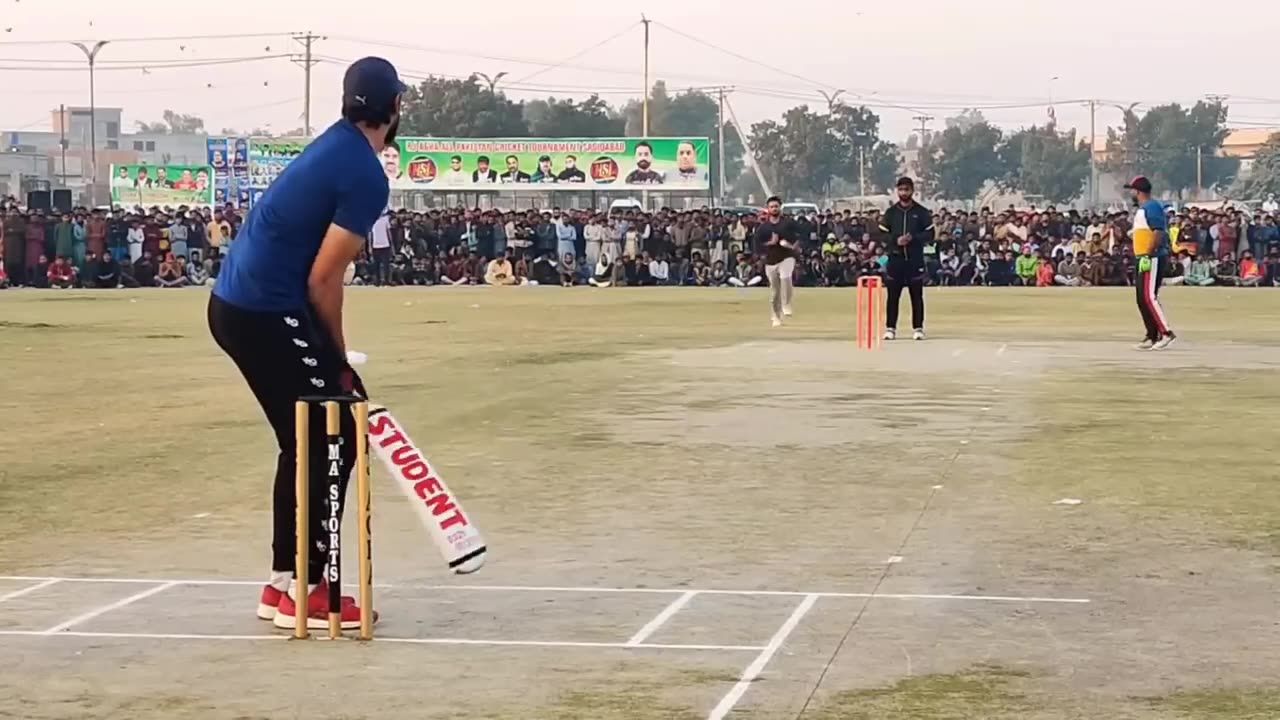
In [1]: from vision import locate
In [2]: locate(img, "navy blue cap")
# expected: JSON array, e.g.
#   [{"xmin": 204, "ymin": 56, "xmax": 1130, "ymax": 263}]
[{"xmin": 343, "ymin": 57, "xmax": 407, "ymax": 113}]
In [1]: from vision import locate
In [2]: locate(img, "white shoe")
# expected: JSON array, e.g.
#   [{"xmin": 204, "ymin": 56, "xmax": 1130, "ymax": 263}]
[
  {"xmin": 1151, "ymin": 333, "xmax": 1177, "ymax": 350},
  {"xmin": 771, "ymin": 316, "xmax": 783, "ymax": 328},
  {"xmin": 913, "ymin": 329, "xmax": 926, "ymax": 341},
  {"xmin": 883, "ymin": 328, "xmax": 896, "ymax": 341},
  {"xmin": 1134, "ymin": 338, "xmax": 1154, "ymax": 351},
  {"xmin": 782, "ymin": 306, "xmax": 793, "ymax": 317}
]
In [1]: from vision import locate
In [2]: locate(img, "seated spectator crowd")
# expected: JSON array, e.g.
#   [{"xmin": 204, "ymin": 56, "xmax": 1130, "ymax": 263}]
[{"xmin": 3, "ymin": 197, "xmax": 1277, "ymax": 290}]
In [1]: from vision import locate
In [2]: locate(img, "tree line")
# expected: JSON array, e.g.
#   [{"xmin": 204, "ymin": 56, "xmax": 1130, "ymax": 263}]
[{"xmin": 145, "ymin": 84, "xmax": 1280, "ymax": 203}]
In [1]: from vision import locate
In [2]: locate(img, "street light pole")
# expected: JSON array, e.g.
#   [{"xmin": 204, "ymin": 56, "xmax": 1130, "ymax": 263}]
[
  {"xmin": 474, "ymin": 71, "xmax": 508, "ymax": 93},
  {"xmin": 73, "ymin": 40, "xmax": 109, "ymax": 204}
]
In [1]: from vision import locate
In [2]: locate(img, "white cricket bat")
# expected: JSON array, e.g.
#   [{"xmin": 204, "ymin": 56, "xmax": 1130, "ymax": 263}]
[{"xmin": 366, "ymin": 404, "xmax": 487, "ymax": 574}]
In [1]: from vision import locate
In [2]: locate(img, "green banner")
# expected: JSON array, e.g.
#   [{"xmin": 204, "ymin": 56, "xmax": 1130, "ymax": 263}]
[
  {"xmin": 110, "ymin": 164, "xmax": 216, "ymax": 206},
  {"xmin": 379, "ymin": 137, "xmax": 711, "ymax": 192}
]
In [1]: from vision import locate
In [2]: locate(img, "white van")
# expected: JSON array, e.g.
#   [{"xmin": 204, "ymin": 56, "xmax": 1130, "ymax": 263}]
[
  {"xmin": 609, "ymin": 198, "xmax": 644, "ymax": 216},
  {"xmin": 781, "ymin": 201, "xmax": 819, "ymax": 217}
]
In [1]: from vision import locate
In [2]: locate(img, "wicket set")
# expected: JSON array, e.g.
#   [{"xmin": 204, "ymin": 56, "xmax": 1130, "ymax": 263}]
[
  {"xmin": 294, "ymin": 397, "xmax": 373, "ymax": 641},
  {"xmin": 856, "ymin": 276, "xmax": 884, "ymax": 350}
]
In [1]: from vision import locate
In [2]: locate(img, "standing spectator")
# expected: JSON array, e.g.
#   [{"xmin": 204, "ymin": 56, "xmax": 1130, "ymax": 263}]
[
  {"xmin": 53, "ymin": 214, "xmax": 74, "ymax": 265},
  {"xmin": 127, "ymin": 219, "xmax": 145, "ymax": 262},
  {"xmin": 169, "ymin": 213, "xmax": 189, "ymax": 260},
  {"xmin": 369, "ymin": 207, "xmax": 393, "ymax": 286},
  {"xmin": 2, "ymin": 209, "xmax": 23, "ymax": 285},
  {"xmin": 25, "ymin": 213, "xmax": 45, "ymax": 280},
  {"xmin": 71, "ymin": 213, "xmax": 87, "ymax": 266},
  {"xmin": 87, "ymin": 210, "xmax": 107, "ymax": 261},
  {"xmin": 584, "ymin": 217, "xmax": 604, "ymax": 267}
]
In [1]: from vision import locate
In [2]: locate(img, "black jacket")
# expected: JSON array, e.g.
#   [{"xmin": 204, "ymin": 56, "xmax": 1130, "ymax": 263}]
[{"xmin": 879, "ymin": 202, "xmax": 933, "ymax": 260}]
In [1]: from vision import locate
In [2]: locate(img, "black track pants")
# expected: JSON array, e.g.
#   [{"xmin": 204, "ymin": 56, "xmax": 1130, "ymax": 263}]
[{"xmin": 207, "ymin": 294, "xmax": 357, "ymax": 579}]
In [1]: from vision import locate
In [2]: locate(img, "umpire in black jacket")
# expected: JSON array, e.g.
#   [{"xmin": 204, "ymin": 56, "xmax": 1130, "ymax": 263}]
[{"xmin": 878, "ymin": 176, "xmax": 933, "ymax": 340}]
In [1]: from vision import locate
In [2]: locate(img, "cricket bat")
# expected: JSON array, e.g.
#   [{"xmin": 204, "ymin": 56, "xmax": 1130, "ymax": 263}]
[{"xmin": 366, "ymin": 404, "xmax": 487, "ymax": 574}]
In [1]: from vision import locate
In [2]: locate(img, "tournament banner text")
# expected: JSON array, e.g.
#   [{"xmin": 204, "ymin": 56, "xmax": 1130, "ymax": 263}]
[
  {"xmin": 379, "ymin": 137, "xmax": 711, "ymax": 192},
  {"xmin": 109, "ymin": 164, "xmax": 216, "ymax": 206}
]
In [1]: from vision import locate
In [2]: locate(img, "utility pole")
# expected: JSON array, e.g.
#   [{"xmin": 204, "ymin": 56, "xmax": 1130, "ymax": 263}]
[
  {"xmin": 72, "ymin": 40, "xmax": 108, "ymax": 204},
  {"xmin": 641, "ymin": 15, "xmax": 650, "ymax": 136},
  {"xmin": 724, "ymin": 93, "xmax": 771, "ymax": 199},
  {"xmin": 913, "ymin": 115, "xmax": 933, "ymax": 146},
  {"xmin": 1088, "ymin": 100, "xmax": 1097, "ymax": 209},
  {"xmin": 858, "ymin": 146, "xmax": 866, "ymax": 201},
  {"xmin": 1196, "ymin": 146, "xmax": 1203, "ymax": 199},
  {"xmin": 292, "ymin": 32, "xmax": 321, "ymax": 137},
  {"xmin": 59, "ymin": 103, "xmax": 68, "ymax": 186},
  {"xmin": 717, "ymin": 87, "xmax": 727, "ymax": 206},
  {"xmin": 912, "ymin": 115, "xmax": 933, "ymax": 189}
]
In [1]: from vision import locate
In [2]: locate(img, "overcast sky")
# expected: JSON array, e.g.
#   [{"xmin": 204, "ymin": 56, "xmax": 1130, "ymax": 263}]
[{"xmin": 2, "ymin": 0, "xmax": 1277, "ymax": 142}]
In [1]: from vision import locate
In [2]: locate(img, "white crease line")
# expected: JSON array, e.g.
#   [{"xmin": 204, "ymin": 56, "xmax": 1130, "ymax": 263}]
[
  {"xmin": 997, "ymin": 343, "xmax": 1008, "ymax": 356},
  {"xmin": 42, "ymin": 582, "xmax": 178, "ymax": 634},
  {"xmin": 0, "ymin": 630, "xmax": 761, "ymax": 651},
  {"xmin": 708, "ymin": 594, "xmax": 819, "ymax": 720},
  {"xmin": 626, "ymin": 591, "xmax": 698, "ymax": 646},
  {"xmin": 0, "ymin": 578, "xmax": 61, "ymax": 604},
  {"xmin": 0, "ymin": 577, "xmax": 1090, "ymax": 604}
]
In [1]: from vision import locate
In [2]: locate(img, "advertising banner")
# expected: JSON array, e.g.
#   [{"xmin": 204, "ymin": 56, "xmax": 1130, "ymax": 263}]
[
  {"xmin": 378, "ymin": 137, "xmax": 711, "ymax": 192},
  {"xmin": 207, "ymin": 137, "xmax": 252, "ymax": 206},
  {"xmin": 109, "ymin": 164, "xmax": 216, "ymax": 206},
  {"xmin": 248, "ymin": 137, "xmax": 310, "ymax": 207}
]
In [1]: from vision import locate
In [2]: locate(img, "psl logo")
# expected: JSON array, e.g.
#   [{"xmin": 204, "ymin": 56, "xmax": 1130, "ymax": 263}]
[
  {"xmin": 283, "ymin": 316, "xmax": 300, "ymax": 328},
  {"xmin": 292, "ymin": 338, "xmax": 309, "ymax": 348},
  {"xmin": 309, "ymin": 377, "xmax": 326, "ymax": 388},
  {"xmin": 302, "ymin": 356, "xmax": 318, "ymax": 367}
]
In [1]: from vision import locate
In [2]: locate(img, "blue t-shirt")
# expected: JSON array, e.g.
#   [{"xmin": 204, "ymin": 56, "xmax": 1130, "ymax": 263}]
[{"xmin": 214, "ymin": 120, "xmax": 388, "ymax": 311}]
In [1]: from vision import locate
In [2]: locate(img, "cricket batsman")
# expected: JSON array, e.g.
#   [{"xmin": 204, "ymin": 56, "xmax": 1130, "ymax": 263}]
[
  {"xmin": 207, "ymin": 57, "xmax": 405, "ymax": 630},
  {"xmin": 1125, "ymin": 176, "xmax": 1176, "ymax": 350}
]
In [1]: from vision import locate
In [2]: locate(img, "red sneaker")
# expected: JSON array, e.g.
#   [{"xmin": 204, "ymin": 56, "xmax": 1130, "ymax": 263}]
[
  {"xmin": 257, "ymin": 584, "xmax": 285, "ymax": 620},
  {"xmin": 272, "ymin": 581, "xmax": 376, "ymax": 630}
]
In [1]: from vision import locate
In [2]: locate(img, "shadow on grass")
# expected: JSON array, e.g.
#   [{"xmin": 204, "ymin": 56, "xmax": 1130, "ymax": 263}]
[
  {"xmin": 808, "ymin": 664, "xmax": 1034, "ymax": 720},
  {"xmin": 1147, "ymin": 687, "xmax": 1280, "ymax": 719}
]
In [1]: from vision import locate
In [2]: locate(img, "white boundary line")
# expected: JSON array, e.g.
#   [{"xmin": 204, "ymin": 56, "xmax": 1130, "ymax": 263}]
[
  {"xmin": 626, "ymin": 590, "xmax": 697, "ymax": 647},
  {"xmin": 708, "ymin": 594, "xmax": 819, "ymax": 720},
  {"xmin": 0, "ymin": 629, "xmax": 762, "ymax": 652},
  {"xmin": 42, "ymin": 582, "xmax": 178, "ymax": 634},
  {"xmin": 0, "ymin": 576, "xmax": 1091, "ymax": 604},
  {"xmin": 0, "ymin": 578, "xmax": 61, "ymax": 604}
]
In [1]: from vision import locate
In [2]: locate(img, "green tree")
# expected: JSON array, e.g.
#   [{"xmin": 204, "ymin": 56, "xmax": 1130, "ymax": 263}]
[
  {"xmin": 921, "ymin": 118, "xmax": 1004, "ymax": 200},
  {"xmin": 398, "ymin": 75, "xmax": 528, "ymax": 137},
  {"xmin": 1230, "ymin": 132, "xmax": 1280, "ymax": 199},
  {"xmin": 750, "ymin": 106, "xmax": 843, "ymax": 198},
  {"xmin": 1103, "ymin": 100, "xmax": 1236, "ymax": 196},
  {"xmin": 999, "ymin": 123, "xmax": 1091, "ymax": 204},
  {"xmin": 135, "ymin": 110, "xmax": 205, "ymax": 134},
  {"xmin": 828, "ymin": 104, "xmax": 901, "ymax": 194},
  {"xmin": 523, "ymin": 95, "xmax": 624, "ymax": 137}
]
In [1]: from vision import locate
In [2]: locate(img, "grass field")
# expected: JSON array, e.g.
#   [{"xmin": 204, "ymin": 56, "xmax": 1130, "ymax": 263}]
[{"xmin": 2, "ymin": 285, "xmax": 1279, "ymax": 719}]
